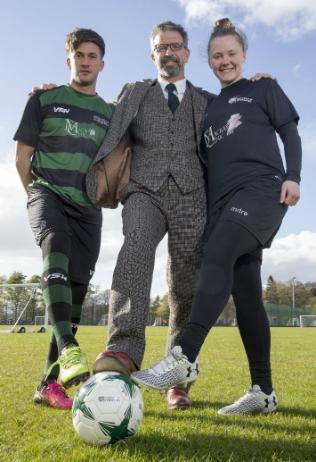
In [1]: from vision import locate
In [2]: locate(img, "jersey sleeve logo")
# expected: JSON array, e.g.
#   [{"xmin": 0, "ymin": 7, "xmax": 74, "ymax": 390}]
[{"xmin": 93, "ymin": 115, "xmax": 110, "ymax": 127}]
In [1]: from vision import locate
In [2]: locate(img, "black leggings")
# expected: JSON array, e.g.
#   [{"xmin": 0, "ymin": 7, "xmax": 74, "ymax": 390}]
[{"xmin": 179, "ymin": 220, "xmax": 272, "ymax": 393}]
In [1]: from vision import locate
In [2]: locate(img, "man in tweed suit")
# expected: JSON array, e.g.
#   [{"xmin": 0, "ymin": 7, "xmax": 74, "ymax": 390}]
[{"xmin": 93, "ymin": 21, "xmax": 215, "ymax": 409}]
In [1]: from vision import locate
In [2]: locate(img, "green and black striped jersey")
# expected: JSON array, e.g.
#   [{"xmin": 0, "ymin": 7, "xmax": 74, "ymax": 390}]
[{"xmin": 14, "ymin": 85, "xmax": 113, "ymax": 208}]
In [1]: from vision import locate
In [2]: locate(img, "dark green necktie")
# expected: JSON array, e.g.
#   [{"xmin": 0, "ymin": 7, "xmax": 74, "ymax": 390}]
[{"xmin": 166, "ymin": 83, "xmax": 179, "ymax": 113}]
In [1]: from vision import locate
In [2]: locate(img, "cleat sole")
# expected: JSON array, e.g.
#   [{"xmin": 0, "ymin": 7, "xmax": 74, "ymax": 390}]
[
  {"xmin": 93, "ymin": 356, "xmax": 131, "ymax": 376},
  {"xmin": 63, "ymin": 372, "xmax": 90, "ymax": 389}
]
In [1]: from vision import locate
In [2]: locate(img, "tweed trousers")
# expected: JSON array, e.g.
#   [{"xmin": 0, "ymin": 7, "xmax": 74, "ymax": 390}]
[{"xmin": 107, "ymin": 177, "xmax": 207, "ymax": 367}]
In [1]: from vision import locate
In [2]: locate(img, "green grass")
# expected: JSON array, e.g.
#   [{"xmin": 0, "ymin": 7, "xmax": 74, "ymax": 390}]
[{"xmin": 0, "ymin": 327, "xmax": 315, "ymax": 462}]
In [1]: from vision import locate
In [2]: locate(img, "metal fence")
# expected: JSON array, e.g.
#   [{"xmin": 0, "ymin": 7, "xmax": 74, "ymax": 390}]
[{"xmin": 264, "ymin": 303, "xmax": 316, "ymax": 326}]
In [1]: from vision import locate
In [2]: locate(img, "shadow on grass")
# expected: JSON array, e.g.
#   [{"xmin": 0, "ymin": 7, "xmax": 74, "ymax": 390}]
[
  {"xmin": 144, "ymin": 401, "xmax": 316, "ymax": 436},
  {"xmin": 278, "ymin": 405, "xmax": 316, "ymax": 419},
  {"xmin": 112, "ymin": 429, "xmax": 316, "ymax": 462},
  {"xmin": 183, "ymin": 399, "xmax": 218, "ymax": 410},
  {"xmin": 191, "ymin": 400, "xmax": 316, "ymax": 419}
]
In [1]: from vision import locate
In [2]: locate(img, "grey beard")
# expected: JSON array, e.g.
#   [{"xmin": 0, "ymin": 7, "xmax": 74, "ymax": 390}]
[
  {"xmin": 160, "ymin": 63, "xmax": 181, "ymax": 78},
  {"xmin": 159, "ymin": 56, "xmax": 182, "ymax": 78}
]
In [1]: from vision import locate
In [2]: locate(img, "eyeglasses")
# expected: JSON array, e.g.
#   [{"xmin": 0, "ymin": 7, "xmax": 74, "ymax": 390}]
[{"xmin": 153, "ymin": 42, "xmax": 185, "ymax": 53}]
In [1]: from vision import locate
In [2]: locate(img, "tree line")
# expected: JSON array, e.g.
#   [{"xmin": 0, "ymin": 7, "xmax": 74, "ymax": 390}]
[
  {"xmin": 149, "ymin": 276, "xmax": 316, "ymax": 326},
  {"xmin": 1, "ymin": 272, "xmax": 316, "ymax": 327}
]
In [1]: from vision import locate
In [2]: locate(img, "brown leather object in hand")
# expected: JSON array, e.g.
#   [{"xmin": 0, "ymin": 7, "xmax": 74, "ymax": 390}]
[{"xmin": 86, "ymin": 135, "xmax": 131, "ymax": 208}]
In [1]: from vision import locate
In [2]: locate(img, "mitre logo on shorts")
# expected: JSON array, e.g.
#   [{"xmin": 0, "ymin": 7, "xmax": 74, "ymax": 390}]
[
  {"xmin": 228, "ymin": 96, "xmax": 253, "ymax": 104},
  {"xmin": 230, "ymin": 206, "xmax": 248, "ymax": 217}
]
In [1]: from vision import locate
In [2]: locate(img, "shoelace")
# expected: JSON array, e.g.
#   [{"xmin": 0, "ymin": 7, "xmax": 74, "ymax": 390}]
[
  {"xmin": 234, "ymin": 387, "xmax": 260, "ymax": 405},
  {"xmin": 151, "ymin": 353, "xmax": 177, "ymax": 374}
]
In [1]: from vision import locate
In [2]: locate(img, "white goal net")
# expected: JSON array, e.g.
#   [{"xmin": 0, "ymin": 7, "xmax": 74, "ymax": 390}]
[
  {"xmin": 299, "ymin": 315, "xmax": 316, "ymax": 327},
  {"xmin": 0, "ymin": 283, "xmax": 48, "ymax": 333}
]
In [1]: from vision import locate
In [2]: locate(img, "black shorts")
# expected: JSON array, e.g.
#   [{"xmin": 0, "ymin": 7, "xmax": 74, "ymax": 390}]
[
  {"xmin": 209, "ymin": 176, "xmax": 287, "ymax": 249},
  {"xmin": 27, "ymin": 186, "xmax": 102, "ymax": 284}
]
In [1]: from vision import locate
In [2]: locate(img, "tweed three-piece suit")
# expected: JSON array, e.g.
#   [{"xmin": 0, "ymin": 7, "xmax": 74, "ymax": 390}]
[{"xmin": 90, "ymin": 79, "xmax": 214, "ymax": 367}]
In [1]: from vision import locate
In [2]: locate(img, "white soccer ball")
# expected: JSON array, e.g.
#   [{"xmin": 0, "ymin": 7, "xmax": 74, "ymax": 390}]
[{"xmin": 72, "ymin": 372, "xmax": 144, "ymax": 446}]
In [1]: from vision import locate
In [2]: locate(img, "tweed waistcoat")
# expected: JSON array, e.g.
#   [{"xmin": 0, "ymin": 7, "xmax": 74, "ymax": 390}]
[{"xmin": 130, "ymin": 82, "xmax": 204, "ymax": 193}]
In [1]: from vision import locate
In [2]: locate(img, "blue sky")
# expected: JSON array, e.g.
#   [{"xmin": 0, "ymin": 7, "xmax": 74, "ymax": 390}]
[{"xmin": 0, "ymin": 0, "xmax": 315, "ymax": 295}]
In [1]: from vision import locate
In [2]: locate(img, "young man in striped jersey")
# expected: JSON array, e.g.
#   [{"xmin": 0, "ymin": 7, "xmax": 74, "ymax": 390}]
[{"xmin": 14, "ymin": 28, "xmax": 113, "ymax": 409}]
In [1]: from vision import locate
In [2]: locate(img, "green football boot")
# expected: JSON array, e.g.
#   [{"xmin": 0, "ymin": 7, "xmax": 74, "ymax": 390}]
[{"xmin": 58, "ymin": 345, "xmax": 90, "ymax": 388}]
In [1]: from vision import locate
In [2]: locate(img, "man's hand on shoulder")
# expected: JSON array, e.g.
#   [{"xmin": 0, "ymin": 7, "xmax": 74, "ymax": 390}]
[
  {"xmin": 249, "ymin": 73, "xmax": 274, "ymax": 81},
  {"xmin": 28, "ymin": 83, "xmax": 57, "ymax": 96}
]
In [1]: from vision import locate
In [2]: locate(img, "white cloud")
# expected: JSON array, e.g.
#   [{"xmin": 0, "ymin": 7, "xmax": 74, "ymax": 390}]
[
  {"xmin": 292, "ymin": 63, "xmax": 301, "ymax": 78},
  {"xmin": 1, "ymin": 162, "xmax": 315, "ymax": 296},
  {"xmin": 300, "ymin": 120, "xmax": 316, "ymax": 156},
  {"xmin": 177, "ymin": 0, "xmax": 316, "ymax": 40},
  {"xmin": 0, "ymin": 162, "xmax": 42, "ymax": 278},
  {"xmin": 0, "ymin": 163, "xmax": 169, "ymax": 295},
  {"xmin": 95, "ymin": 229, "xmax": 316, "ymax": 294},
  {"xmin": 94, "ymin": 208, "xmax": 169, "ymax": 296},
  {"xmin": 262, "ymin": 231, "xmax": 316, "ymax": 283}
]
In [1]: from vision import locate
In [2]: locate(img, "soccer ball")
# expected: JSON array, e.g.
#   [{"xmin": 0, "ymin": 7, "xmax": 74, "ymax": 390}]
[{"xmin": 72, "ymin": 372, "xmax": 144, "ymax": 445}]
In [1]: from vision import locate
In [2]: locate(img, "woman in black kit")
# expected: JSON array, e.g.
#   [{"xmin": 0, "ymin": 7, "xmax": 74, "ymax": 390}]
[{"xmin": 132, "ymin": 18, "xmax": 302, "ymax": 415}]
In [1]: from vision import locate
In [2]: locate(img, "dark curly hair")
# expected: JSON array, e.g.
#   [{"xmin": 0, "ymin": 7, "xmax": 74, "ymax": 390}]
[{"xmin": 65, "ymin": 28, "xmax": 105, "ymax": 57}]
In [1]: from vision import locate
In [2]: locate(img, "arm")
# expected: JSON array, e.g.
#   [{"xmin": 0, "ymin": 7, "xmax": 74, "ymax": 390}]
[
  {"xmin": 262, "ymin": 80, "xmax": 301, "ymax": 206},
  {"xmin": 15, "ymin": 142, "xmax": 35, "ymax": 192},
  {"xmin": 277, "ymin": 121, "xmax": 302, "ymax": 206},
  {"xmin": 14, "ymin": 92, "xmax": 43, "ymax": 191}
]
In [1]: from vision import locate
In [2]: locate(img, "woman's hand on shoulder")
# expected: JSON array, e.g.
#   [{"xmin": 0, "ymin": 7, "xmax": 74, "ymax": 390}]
[{"xmin": 280, "ymin": 180, "xmax": 300, "ymax": 206}]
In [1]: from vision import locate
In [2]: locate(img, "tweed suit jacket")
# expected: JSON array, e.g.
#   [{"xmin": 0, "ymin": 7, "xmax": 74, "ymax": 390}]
[{"xmin": 86, "ymin": 79, "xmax": 215, "ymax": 207}]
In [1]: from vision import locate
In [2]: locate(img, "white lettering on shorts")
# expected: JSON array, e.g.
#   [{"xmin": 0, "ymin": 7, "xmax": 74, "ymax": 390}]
[{"xmin": 230, "ymin": 206, "xmax": 248, "ymax": 217}]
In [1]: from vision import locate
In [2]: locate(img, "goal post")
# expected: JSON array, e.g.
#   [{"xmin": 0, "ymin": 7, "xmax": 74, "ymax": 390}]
[
  {"xmin": 34, "ymin": 315, "xmax": 46, "ymax": 326},
  {"xmin": 299, "ymin": 315, "xmax": 316, "ymax": 327},
  {"xmin": 0, "ymin": 283, "xmax": 48, "ymax": 333}
]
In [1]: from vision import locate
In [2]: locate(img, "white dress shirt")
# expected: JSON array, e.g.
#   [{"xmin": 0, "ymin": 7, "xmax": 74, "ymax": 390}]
[{"xmin": 158, "ymin": 77, "xmax": 186, "ymax": 103}]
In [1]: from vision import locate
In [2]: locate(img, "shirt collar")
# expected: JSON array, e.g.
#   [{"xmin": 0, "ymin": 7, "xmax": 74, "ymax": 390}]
[{"xmin": 158, "ymin": 77, "xmax": 187, "ymax": 95}]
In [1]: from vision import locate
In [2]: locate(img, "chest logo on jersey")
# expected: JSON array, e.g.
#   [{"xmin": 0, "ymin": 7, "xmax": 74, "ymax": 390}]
[
  {"xmin": 228, "ymin": 96, "xmax": 253, "ymax": 104},
  {"xmin": 54, "ymin": 106, "xmax": 70, "ymax": 114},
  {"xmin": 65, "ymin": 119, "xmax": 96, "ymax": 139},
  {"xmin": 204, "ymin": 113, "xmax": 242, "ymax": 148}
]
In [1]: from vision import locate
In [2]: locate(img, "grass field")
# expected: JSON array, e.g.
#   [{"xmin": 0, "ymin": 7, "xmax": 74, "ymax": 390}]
[{"xmin": 0, "ymin": 326, "xmax": 315, "ymax": 462}]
